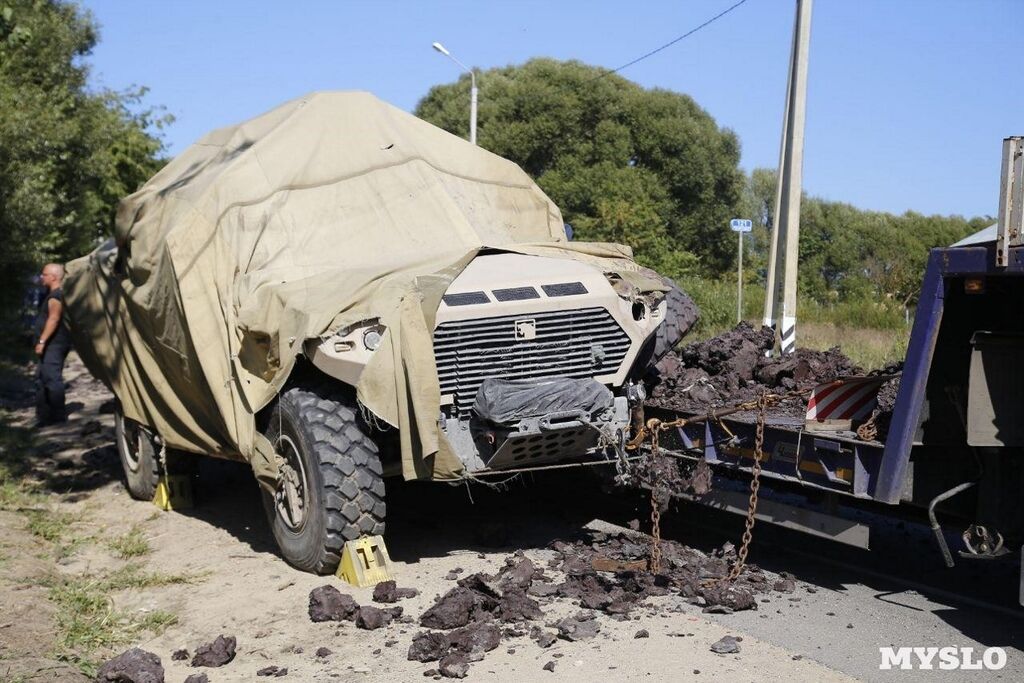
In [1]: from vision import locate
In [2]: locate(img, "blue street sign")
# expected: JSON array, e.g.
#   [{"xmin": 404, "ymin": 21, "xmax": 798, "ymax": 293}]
[{"xmin": 730, "ymin": 218, "xmax": 753, "ymax": 233}]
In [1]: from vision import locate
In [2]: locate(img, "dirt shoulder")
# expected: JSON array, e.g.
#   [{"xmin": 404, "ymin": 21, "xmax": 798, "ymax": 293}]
[{"xmin": 0, "ymin": 353, "xmax": 854, "ymax": 681}]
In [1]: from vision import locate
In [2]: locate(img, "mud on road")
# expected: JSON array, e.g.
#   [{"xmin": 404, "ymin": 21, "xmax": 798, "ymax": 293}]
[{"xmin": 0, "ymin": 353, "xmax": 859, "ymax": 682}]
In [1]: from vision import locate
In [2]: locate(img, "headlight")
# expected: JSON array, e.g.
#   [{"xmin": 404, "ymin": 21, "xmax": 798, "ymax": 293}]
[{"xmin": 362, "ymin": 328, "xmax": 383, "ymax": 351}]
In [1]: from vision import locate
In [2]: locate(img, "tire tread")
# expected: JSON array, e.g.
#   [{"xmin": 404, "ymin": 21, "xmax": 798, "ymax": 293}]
[{"xmin": 269, "ymin": 380, "xmax": 385, "ymax": 574}]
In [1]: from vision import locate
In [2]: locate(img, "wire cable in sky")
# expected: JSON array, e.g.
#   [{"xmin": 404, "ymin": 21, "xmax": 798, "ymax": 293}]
[{"xmin": 596, "ymin": 0, "xmax": 751, "ymax": 80}]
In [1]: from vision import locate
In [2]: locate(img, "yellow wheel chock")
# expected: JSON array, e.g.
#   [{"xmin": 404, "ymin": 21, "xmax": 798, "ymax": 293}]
[
  {"xmin": 152, "ymin": 474, "xmax": 193, "ymax": 511},
  {"xmin": 337, "ymin": 535, "xmax": 394, "ymax": 587}
]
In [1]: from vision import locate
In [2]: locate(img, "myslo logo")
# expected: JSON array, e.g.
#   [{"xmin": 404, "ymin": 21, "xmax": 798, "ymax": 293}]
[{"xmin": 879, "ymin": 646, "xmax": 1007, "ymax": 670}]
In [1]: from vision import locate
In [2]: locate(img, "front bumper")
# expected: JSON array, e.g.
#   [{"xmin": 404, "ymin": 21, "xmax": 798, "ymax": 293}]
[{"xmin": 442, "ymin": 395, "xmax": 630, "ymax": 472}]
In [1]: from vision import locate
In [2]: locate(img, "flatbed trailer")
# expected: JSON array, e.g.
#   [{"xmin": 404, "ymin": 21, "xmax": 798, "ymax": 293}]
[{"xmin": 648, "ymin": 241, "xmax": 1024, "ymax": 604}]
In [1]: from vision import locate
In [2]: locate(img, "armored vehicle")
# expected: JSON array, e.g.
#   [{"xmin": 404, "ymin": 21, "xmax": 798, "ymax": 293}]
[{"xmin": 65, "ymin": 92, "xmax": 696, "ymax": 573}]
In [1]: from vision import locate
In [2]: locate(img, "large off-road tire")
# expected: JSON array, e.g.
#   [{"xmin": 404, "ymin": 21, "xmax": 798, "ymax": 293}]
[
  {"xmin": 263, "ymin": 383, "xmax": 385, "ymax": 574},
  {"xmin": 652, "ymin": 280, "xmax": 699, "ymax": 363},
  {"xmin": 115, "ymin": 410, "xmax": 161, "ymax": 500}
]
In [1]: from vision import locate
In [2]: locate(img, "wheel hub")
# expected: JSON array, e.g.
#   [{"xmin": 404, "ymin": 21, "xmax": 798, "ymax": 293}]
[
  {"xmin": 118, "ymin": 417, "xmax": 143, "ymax": 473},
  {"xmin": 274, "ymin": 434, "xmax": 308, "ymax": 532}
]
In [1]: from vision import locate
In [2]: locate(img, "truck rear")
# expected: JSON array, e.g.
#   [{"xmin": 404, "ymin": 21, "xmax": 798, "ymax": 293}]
[{"xmin": 649, "ymin": 138, "xmax": 1024, "ymax": 603}]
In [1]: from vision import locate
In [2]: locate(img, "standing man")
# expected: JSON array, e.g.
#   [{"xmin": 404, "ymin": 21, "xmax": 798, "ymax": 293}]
[{"xmin": 34, "ymin": 263, "xmax": 72, "ymax": 426}]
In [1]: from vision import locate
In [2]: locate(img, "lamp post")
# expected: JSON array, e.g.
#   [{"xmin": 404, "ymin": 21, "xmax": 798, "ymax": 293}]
[{"xmin": 431, "ymin": 41, "xmax": 477, "ymax": 145}]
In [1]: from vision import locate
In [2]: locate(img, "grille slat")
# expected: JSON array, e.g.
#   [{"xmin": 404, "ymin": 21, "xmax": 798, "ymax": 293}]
[
  {"xmin": 433, "ymin": 308, "xmax": 610, "ymax": 334},
  {"xmin": 433, "ymin": 307, "xmax": 630, "ymax": 413},
  {"xmin": 436, "ymin": 344, "xmax": 631, "ymax": 379},
  {"xmin": 433, "ymin": 325, "xmax": 629, "ymax": 352},
  {"xmin": 430, "ymin": 313, "xmax": 606, "ymax": 335}
]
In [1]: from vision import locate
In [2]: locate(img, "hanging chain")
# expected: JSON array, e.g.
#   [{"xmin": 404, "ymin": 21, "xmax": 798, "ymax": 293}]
[
  {"xmin": 856, "ymin": 412, "xmax": 879, "ymax": 441},
  {"xmin": 648, "ymin": 424, "xmax": 663, "ymax": 573},
  {"xmin": 722, "ymin": 390, "xmax": 767, "ymax": 582},
  {"xmin": 637, "ymin": 389, "xmax": 799, "ymax": 579}
]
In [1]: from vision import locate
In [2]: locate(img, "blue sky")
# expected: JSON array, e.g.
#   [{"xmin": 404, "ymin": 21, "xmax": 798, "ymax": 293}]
[{"xmin": 81, "ymin": 0, "xmax": 1021, "ymax": 219}]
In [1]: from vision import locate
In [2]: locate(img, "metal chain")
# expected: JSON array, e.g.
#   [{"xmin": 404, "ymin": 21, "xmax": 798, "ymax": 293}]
[
  {"xmin": 649, "ymin": 426, "xmax": 663, "ymax": 574},
  {"xmin": 637, "ymin": 388, "xmax": 796, "ymax": 578},
  {"xmin": 722, "ymin": 390, "xmax": 767, "ymax": 582},
  {"xmin": 856, "ymin": 413, "xmax": 878, "ymax": 441}
]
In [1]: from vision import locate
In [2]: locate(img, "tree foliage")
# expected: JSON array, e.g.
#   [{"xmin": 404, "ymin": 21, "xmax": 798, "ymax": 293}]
[
  {"xmin": 415, "ymin": 59, "xmax": 744, "ymax": 276},
  {"xmin": 741, "ymin": 168, "xmax": 990, "ymax": 306},
  {"xmin": 0, "ymin": 0, "xmax": 168, "ymax": 313}
]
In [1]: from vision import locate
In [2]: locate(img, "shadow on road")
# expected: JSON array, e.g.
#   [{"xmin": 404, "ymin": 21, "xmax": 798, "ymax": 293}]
[{"xmin": 175, "ymin": 457, "xmax": 650, "ymax": 566}]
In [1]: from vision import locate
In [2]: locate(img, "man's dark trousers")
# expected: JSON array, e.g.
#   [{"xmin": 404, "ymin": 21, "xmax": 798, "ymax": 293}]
[{"xmin": 36, "ymin": 341, "xmax": 70, "ymax": 423}]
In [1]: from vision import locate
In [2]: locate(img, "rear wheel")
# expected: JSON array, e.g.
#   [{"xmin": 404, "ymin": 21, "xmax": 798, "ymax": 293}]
[
  {"xmin": 262, "ymin": 382, "xmax": 385, "ymax": 574},
  {"xmin": 115, "ymin": 410, "xmax": 161, "ymax": 500}
]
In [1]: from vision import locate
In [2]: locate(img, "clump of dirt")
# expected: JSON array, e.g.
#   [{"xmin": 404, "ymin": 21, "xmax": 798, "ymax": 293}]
[
  {"xmin": 372, "ymin": 580, "xmax": 419, "ymax": 603},
  {"xmin": 438, "ymin": 653, "xmax": 471, "ymax": 679},
  {"xmin": 308, "ymin": 585, "xmax": 359, "ymax": 622},
  {"xmin": 419, "ymin": 586, "xmax": 491, "ymax": 630},
  {"xmin": 530, "ymin": 626, "xmax": 557, "ymax": 648},
  {"xmin": 308, "ymin": 585, "xmax": 406, "ymax": 631},
  {"xmin": 407, "ymin": 530, "xmax": 768, "ymax": 677},
  {"xmin": 97, "ymin": 647, "xmax": 164, "ymax": 682},
  {"xmin": 555, "ymin": 612, "xmax": 600, "ymax": 641},
  {"xmin": 190, "ymin": 635, "xmax": 236, "ymax": 668},
  {"xmin": 256, "ymin": 665, "xmax": 289, "ymax": 677},
  {"xmin": 408, "ymin": 621, "xmax": 502, "ymax": 665},
  {"xmin": 355, "ymin": 605, "xmax": 403, "ymax": 630},
  {"xmin": 710, "ymin": 635, "xmax": 741, "ymax": 654}
]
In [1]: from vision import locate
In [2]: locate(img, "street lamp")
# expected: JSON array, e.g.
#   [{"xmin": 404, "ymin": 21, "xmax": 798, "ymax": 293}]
[{"xmin": 431, "ymin": 41, "xmax": 477, "ymax": 145}]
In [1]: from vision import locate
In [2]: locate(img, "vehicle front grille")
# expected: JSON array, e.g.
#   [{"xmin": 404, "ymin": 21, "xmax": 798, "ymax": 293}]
[{"xmin": 433, "ymin": 307, "xmax": 631, "ymax": 413}]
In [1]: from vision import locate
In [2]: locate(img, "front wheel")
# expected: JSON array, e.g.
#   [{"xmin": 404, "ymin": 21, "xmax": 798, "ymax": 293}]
[
  {"xmin": 115, "ymin": 410, "xmax": 161, "ymax": 500},
  {"xmin": 262, "ymin": 382, "xmax": 385, "ymax": 574},
  {"xmin": 651, "ymin": 279, "xmax": 699, "ymax": 363}
]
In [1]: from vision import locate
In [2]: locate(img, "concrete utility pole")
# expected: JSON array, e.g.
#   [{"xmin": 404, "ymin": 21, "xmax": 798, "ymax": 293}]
[{"xmin": 763, "ymin": 0, "xmax": 813, "ymax": 355}]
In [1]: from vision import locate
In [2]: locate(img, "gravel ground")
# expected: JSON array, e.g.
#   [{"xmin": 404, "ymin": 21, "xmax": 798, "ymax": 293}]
[{"xmin": 4, "ymin": 354, "xmax": 1018, "ymax": 682}]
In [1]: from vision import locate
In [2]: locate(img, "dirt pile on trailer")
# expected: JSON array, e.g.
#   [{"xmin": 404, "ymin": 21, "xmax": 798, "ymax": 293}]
[{"xmin": 648, "ymin": 322, "xmax": 894, "ymax": 418}]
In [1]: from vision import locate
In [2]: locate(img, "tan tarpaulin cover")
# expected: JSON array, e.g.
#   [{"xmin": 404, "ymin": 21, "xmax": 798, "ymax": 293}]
[{"xmin": 64, "ymin": 91, "xmax": 663, "ymax": 485}]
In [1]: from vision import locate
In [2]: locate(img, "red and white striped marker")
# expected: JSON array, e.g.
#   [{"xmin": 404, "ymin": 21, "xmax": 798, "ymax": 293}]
[{"xmin": 806, "ymin": 375, "xmax": 895, "ymax": 424}]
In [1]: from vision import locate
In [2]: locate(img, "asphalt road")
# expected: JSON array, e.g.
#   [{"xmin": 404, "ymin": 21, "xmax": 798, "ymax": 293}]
[
  {"xmin": 389, "ymin": 464, "xmax": 1024, "ymax": 681},
  {"xmin": 657, "ymin": 489, "xmax": 1023, "ymax": 681}
]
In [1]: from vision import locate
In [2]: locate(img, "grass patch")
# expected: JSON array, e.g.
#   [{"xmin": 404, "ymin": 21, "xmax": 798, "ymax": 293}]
[
  {"xmin": 44, "ymin": 563, "xmax": 201, "ymax": 675},
  {"xmin": 108, "ymin": 526, "xmax": 151, "ymax": 559},
  {"xmin": 137, "ymin": 609, "xmax": 179, "ymax": 632},
  {"xmin": 25, "ymin": 508, "xmax": 73, "ymax": 543},
  {"xmin": 797, "ymin": 322, "xmax": 909, "ymax": 369},
  {"xmin": 23, "ymin": 507, "xmax": 91, "ymax": 559},
  {"xmin": 0, "ymin": 410, "xmax": 42, "ymax": 511},
  {"xmin": 101, "ymin": 562, "xmax": 203, "ymax": 591}
]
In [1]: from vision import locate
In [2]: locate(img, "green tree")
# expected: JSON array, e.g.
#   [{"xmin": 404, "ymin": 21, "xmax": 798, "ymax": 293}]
[
  {"xmin": 0, "ymin": 0, "xmax": 168, "ymax": 316},
  {"xmin": 415, "ymin": 58, "xmax": 744, "ymax": 277},
  {"xmin": 743, "ymin": 167, "xmax": 990, "ymax": 306}
]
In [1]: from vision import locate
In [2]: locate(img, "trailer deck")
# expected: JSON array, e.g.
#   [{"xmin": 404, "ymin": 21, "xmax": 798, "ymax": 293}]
[{"xmin": 646, "ymin": 404, "xmax": 893, "ymax": 501}]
